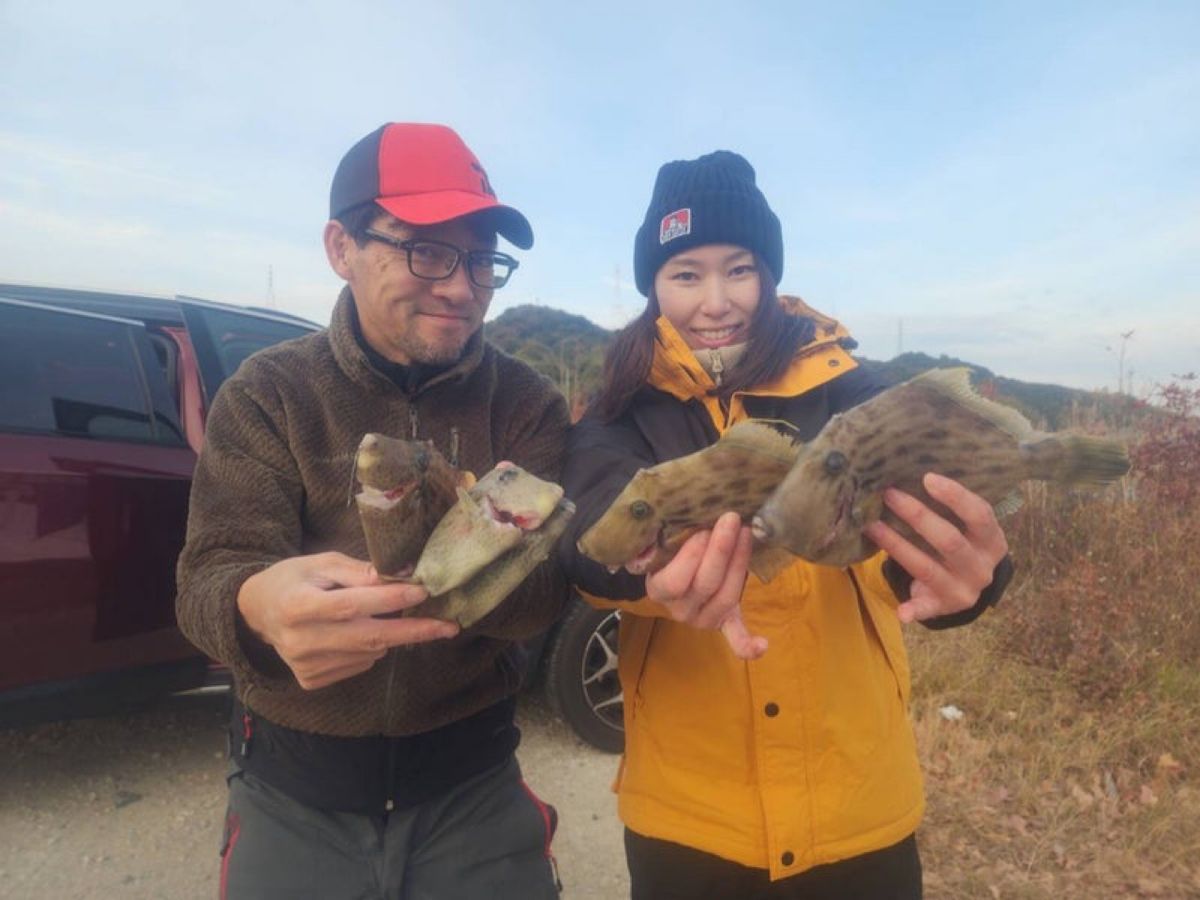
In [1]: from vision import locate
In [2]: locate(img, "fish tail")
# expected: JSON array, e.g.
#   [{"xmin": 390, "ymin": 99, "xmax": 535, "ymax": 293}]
[{"xmin": 1023, "ymin": 435, "xmax": 1130, "ymax": 485}]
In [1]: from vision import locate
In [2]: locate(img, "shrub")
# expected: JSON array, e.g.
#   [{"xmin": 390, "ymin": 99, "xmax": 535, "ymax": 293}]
[{"xmin": 997, "ymin": 376, "xmax": 1200, "ymax": 698}]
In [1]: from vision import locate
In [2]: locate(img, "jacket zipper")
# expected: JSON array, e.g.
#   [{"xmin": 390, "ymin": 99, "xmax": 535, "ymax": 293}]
[
  {"xmin": 377, "ymin": 400, "xmax": 421, "ymax": 814},
  {"xmin": 708, "ymin": 349, "xmax": 725, "ymax": 386}
]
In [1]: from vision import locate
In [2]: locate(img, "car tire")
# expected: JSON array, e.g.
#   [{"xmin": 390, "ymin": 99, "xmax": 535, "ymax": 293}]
[{"xmin": 543, "ymin": 597, "xmax": 624, "ymax": 754}]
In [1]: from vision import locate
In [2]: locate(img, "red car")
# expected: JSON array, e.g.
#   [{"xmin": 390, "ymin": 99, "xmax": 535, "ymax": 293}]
[
  {"xmin": 0, "ymin": 284, "xmax": 625, "ymax": 752},
  {"xmin": 0, "ymin": 284, "xmax": 320, "ymax": 725}
]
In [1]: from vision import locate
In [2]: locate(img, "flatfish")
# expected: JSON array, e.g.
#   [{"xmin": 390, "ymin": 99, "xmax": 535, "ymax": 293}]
[
  {"xmin": 752, "ymin": 367, "xmax": 1130, "ymax": 566},
  {"xmin": 577, "ymin": 420, "xmax": 800, "ymax": 581}
]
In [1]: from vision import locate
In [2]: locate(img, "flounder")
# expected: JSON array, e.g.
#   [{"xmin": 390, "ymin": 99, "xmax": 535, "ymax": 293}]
[
  {"xmin": 577, "ymin": 420, "xmax": 801, "ymax": 581},
  {"xmin": 752, "ymin": 367, "xmax": 1131, "ymax": 566},
  {"xmin": 413, "ymin": 461, "xmax": 566, "ymax": 596}
]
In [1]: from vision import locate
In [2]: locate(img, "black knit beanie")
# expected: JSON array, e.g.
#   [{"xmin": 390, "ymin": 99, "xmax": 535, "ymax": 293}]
[{"xmin": 633, "ymin": 150, "xmax": 783, "ymax": 296}]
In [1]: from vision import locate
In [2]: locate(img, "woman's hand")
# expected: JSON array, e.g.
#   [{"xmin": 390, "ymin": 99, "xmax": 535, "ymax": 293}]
[
  {"xmin": 864, "ymin": 472, "xmax": 1009, "ymax": 623},
  {"xmin": 644, "ymin": 512, "xmax": 769, "ymax": 660}
]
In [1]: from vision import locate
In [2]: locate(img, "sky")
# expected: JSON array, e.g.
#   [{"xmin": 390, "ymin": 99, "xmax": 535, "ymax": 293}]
[{"xmin": 2, "ymin": 1, "xmax": 1197, "ymax": 394}]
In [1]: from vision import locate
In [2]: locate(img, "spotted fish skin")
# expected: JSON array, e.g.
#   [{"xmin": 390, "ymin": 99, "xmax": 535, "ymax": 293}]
[
  {"xmin": 752, "ymin": 367, "xmax": 1131, "ymax": 566},
  {"xmin": 413, "ymin": 462, "xmax": 565, "ymax": 596},
  {"xmin": 577, "ymin": 421, "xmax": 801, "ymax": 580},
  {"xmin": 354, "ymin": 434, "xmax": 461, "ymax": 580}
]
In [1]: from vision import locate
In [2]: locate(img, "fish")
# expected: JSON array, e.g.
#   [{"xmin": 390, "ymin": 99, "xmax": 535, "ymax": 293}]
[
  {"xmin": 353, "ymin": 433, "xmax": 464, "ymax": 580},
  {"xmin": 577, "ymin": 420, "xmax": 802, "ymax": 581},
  {"xmin": 751, "ymin": 367, "xmax": 1131, "ymax": 567},
  {"xmin": 417, "ymin": 498, "xmax": 576, "ymax": 628},
  {"xmin": 412, "ymin": 461, "xmax": 566, "ymax": 596}
]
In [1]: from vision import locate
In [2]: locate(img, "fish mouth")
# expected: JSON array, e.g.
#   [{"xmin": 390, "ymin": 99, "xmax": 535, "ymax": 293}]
[
  {"xmin": 482, "ymin": 496, "xmax": 545, "ymax": 532},
  {"xmin": 619, "ymin": 524, "xmax": 667, "ymax": 576},
  {"xmin": 356, "ymin": 479, "xmax": 418, "ymax": 510}
]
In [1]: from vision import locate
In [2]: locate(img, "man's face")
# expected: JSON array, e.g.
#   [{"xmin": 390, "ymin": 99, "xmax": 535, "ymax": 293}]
[{"xmin": 325, "ymin": 211, "xmax": 497, "ymax": 366}]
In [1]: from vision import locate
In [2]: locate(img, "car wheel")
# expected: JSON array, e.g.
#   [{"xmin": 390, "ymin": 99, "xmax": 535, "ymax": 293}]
[{"xmin": 543, "ymin": 597, "xmax": 624, "ymax": 753}]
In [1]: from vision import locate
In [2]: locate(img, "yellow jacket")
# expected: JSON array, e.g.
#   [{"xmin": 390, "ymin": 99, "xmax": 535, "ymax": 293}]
[{"xmin": 571, "ymin": 307, "xmax": 924, "ymax": 880}]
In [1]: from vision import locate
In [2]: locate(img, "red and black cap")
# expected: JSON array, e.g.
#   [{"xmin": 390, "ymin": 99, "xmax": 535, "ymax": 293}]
[{"xmin": 330, "ymin": 123, "xmax": 533, "ymax": 249}]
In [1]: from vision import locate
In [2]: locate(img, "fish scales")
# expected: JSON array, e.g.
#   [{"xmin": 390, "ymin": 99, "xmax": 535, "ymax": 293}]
[
  {"xmin": 752, "ymin": 367, "xmax": 1131, "ymax": 566},
  {"xmin": 577, "ymin": 420, "xmax": 801, "ymax": 580}
]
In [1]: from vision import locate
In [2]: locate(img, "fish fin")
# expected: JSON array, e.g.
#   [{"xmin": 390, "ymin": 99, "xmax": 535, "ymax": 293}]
[
  {"xmin": 722, "ymin": 420, "xmax": 802, "ymax": 460},
  {"xmin": 913, "ymin": 367, "xmax": 1034, "ymax": 440},
  {"xmin": 993, "ymin": 491, "xmax": 1024, "ymax": 518},
  {"xmin": 459, "ymin": 471, "xmax": 477, "ymax": 489},
  {"xmin": 1021, "ymin": 435, "xmax": 1131, "ymax": 485},
  {"xmin": 749, "ymin": 544, "xmax": 794, "ymax": 583},
  {"xmin": 624, "ymin": 467, "xmax": 662, "ymax": 495}
]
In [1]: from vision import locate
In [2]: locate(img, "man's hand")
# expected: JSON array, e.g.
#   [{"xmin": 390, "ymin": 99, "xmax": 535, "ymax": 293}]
[
  {"xmin": 864, "ymin": 472, "xmax": 1009, "ymax": 624},
  {"xmin": 644, "ymin": 512, "xmax": 768, "ymax": 660},
  {"xmin": 237, "ymin": 552, "xmax": 459, "ymax": 690}
]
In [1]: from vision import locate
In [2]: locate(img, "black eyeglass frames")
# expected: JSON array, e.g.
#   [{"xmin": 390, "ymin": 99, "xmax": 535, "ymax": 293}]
[{"xmin": 363, "ymin": 229, "xmax": 519, "ymax": 289}]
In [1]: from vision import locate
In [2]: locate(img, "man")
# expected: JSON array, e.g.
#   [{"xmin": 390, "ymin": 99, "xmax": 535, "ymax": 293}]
[{"xmin": 176, "ymin": 123, "xmax": 569, "ymax": 899}]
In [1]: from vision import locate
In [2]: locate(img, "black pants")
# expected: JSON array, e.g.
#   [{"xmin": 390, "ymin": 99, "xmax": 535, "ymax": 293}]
[{"xmin": 625, "ymin": 829, "xmax": 922, "ymax": 900}]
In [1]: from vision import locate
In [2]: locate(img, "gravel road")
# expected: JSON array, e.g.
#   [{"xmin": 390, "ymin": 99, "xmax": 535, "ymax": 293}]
[{"xmin": 0, "ymin": 691, "xmax": 629, "ymax": 899}]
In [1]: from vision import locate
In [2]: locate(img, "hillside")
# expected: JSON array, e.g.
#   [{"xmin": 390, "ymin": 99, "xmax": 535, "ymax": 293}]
[
  {"xmin": 485, "ymin": 305, "xmax": 1135, "ymax": 427},
  {"xmin": 484, "ymin": 305, "xmax": 611, "ymax": 416}
]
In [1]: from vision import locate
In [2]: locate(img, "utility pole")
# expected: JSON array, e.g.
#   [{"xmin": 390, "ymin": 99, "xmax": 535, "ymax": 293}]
[
  {"xmin": 265, "ymin": 265, "xmax": 276, "ymax": 309},
  {"xmin": 1117, "ymin": 330, "xmax": 1134, "ymax": 395},
  {"xmin": 897, "ymin": 318, "xmax": 904, "ymax": 357}
]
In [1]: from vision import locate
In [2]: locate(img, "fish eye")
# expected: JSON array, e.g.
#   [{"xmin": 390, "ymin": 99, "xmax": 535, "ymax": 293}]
[
  {"xmin": 824, "ymin": 450, "xmax": 848, "ymax": 476},
  {"xmin": 629, "ymin": 500, "xmax": 652, "ymax": 520},
  {"xmin": 497, "ymin": 467, "xmax": 518, "ymax": 483}
]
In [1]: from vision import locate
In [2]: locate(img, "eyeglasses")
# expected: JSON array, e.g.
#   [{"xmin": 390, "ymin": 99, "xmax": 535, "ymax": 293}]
[{"xmin": 363, "ymin": 229, "xmax": 519, "ymax": 289}]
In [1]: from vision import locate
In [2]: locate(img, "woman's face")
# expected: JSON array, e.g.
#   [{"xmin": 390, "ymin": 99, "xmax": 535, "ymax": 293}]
[{"xmin": 653, "ymin": 244, "xmax": 761, "ymax": 350}]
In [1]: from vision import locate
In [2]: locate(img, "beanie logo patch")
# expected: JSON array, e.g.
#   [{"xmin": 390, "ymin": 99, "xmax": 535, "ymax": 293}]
[{"xmin": 659, "ymin": 208, "xmax": 691, "ymax": 244}]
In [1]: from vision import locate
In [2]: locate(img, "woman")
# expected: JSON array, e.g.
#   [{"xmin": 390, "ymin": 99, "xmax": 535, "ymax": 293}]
[{"xmin": 559, "ymin": 151, "xmax": 1012, "ymax": 899}]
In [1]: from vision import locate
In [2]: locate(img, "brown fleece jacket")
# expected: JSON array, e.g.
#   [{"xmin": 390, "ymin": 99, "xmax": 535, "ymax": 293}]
[{"xmin": 175, "ymin": 288, "xmax": 570, "ymax": 737}]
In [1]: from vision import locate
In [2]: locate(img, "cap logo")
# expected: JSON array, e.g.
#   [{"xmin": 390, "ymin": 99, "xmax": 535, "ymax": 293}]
[
  {"xmin": 470, "ymin": 161, "xmax": 496, "ymax": 198},
  {"xmin": 659, "ymin": 208, "xmax": 691, "ymax": 244}
]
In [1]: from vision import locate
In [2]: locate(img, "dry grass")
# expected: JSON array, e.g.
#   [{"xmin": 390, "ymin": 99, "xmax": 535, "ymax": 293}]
[{"xmin": 910, "ymin": 378, "xmax": 1200, "ymax": 899}]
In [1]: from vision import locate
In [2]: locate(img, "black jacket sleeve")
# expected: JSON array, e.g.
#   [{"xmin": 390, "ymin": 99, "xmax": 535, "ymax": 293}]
[
  {"xmin": 883, "ymin": 555, "xmax": 1016, "ymax": 629},
  {"xmin": 557, "ymin": 413, "xmax": 653, "ymax": 600}
]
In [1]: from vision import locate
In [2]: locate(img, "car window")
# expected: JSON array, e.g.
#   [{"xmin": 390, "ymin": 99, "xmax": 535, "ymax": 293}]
[
  {"xmin": 178, "ymin": 301, "xmax": 316, "ymax": 403},
  {"xmin": 0, "ymin": 302, "xmax": 158, "ymax": 443}
]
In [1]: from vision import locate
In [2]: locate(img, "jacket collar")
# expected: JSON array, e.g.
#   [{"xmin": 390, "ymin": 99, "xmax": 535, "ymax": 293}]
[
  {"xmin": 327, "ymin": 285, "xmax": 486, "ymax": 396},
  {"xmin": 646, "ymin": 297, "xmax": 860, "ymax": 431}
]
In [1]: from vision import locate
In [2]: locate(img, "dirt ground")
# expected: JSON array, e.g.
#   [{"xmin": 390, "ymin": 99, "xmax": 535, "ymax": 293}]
[{"xmin": 0, "ymin": 691, "xmax": 629, "ymax": 900}]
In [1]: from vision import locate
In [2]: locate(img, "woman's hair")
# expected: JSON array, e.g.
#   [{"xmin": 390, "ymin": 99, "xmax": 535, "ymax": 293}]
[{"xmin": 589, "ymin": 256, "xmax": 815, "ymax": 422}]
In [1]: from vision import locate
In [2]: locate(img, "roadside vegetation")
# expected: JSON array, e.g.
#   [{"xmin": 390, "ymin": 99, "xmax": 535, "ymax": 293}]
[{"xmin": 911, "ymin": 377, "xmax": 1200, "ymax": 899}]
